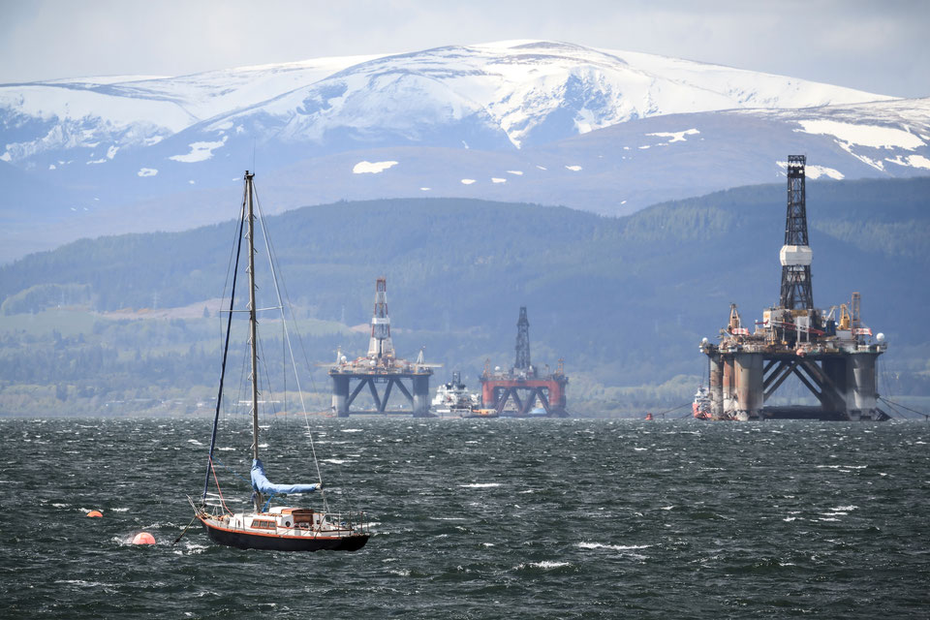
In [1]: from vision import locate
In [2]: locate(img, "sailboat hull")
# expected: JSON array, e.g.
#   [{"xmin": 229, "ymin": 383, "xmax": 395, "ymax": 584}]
[{"xmin": 200, "ymin": 519, "xmax": 369, "ymax": 552}]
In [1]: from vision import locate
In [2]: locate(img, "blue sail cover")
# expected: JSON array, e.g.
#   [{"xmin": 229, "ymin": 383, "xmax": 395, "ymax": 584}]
[{"xmin": 251, "ymin": 459, "xmax": 319, "ymax": 495}]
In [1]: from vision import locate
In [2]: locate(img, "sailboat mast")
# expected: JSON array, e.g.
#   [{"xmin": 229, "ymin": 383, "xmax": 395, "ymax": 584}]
[{"xmin": 246, "ymin": 171, "xmax": 261, "ymax": 478}]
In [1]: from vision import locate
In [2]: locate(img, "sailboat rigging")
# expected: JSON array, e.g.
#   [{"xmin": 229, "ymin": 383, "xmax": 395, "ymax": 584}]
[{"xmin": 190, "ymin": 171, "xmax": 369, "ymax": 552}]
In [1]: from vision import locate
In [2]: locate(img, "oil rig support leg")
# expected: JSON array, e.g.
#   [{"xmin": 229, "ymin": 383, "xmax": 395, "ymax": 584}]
[
  {"xmin": 709, "ymin": 356, "xmax": 724, "ymax": 418},
  {"xmin": 735, "ymin": 352, "xmax": 764, "ymax": 420},
  {"xmin": 332, "ymin": 375, "xmax": 350, "ymax": 417},
  {"xmin": 412, "ymin": 375, "xmax": 431, "ymax": 417},
  {"xmin": 848, "ymin": 353, "xmax": 879, "ymax": 420}
]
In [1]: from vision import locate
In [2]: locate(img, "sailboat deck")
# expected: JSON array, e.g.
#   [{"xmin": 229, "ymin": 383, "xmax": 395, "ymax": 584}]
[{"xmin": 201, "ymin": 508, "xmax": 368, "ymax": 538}]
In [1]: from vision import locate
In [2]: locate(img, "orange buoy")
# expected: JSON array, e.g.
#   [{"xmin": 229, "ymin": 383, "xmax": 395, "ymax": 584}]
[
  {"xmin": 86, "ymin": 510, "xmax": 103, "ymax": 518},
  {"xmin": 132, "ymin": 532, "xmax": 156, "ymax": 545}
]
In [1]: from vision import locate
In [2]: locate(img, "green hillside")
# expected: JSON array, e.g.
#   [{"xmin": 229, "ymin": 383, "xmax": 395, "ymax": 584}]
[{"xmin": 2, "ymin": 176, "xmax": 929, "ymax": 416}]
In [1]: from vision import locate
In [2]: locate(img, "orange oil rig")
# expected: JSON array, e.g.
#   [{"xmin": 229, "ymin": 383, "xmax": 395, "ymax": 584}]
[{"xmin": 480, "ymin": 307, "xmax": 569, "ymax": 417}]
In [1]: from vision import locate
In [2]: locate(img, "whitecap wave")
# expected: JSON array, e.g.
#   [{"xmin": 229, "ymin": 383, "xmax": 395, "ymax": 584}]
[
  {"xmin": 516, "ymin": 561, "xmax": 572, "ymax": 570},
  {"xmin": 577, "ymin": 542, "xmax": 651, "ymax": 551}
]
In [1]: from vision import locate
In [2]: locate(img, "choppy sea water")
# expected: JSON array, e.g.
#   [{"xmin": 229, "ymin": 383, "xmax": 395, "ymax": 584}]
[{"xmin": 1, "ymin": 417, "xmax": 928, "ymax": 618}]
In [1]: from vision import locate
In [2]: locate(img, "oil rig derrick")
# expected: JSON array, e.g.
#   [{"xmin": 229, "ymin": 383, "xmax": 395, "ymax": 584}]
[
  {"xmin": 699, "ymin": 155, "xmax": 888, "ymax": 421},
  {"xmin": 780, "ymin": 155, "xmax": 814, "ymax": 311},
  {"xmin": 329, "ymin": 277, "xmax": 436, "ymax": 417},
  {"xmin": 480, "ymin": 306, "xmax": 569, "ymax": 417}
]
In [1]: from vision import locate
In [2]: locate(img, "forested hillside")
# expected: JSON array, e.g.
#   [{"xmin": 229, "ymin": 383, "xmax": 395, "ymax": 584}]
[{"xmin": 2, "ymin": 176, "xmax": 928, "ymax": 415}]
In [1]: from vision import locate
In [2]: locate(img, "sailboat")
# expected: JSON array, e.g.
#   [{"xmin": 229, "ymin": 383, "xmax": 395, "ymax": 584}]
[{"xmin": 190, "ymin": 171, "xmax": 370, "ymax": 552}]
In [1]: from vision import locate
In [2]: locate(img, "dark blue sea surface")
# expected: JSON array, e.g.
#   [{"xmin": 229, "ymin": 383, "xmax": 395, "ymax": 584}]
[{"xmin": 1, "ymin": 417, "xmax": 928, "ymax": 618}]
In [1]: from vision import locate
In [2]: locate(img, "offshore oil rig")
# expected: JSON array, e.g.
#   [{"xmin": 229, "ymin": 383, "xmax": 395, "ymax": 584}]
[
  {"xmin": 329, "ymin": 278, "xmax": 437, "ymax": 417},
  {"xmin": 480, "ymin": 307, "xmax": 569, "ymax": 417},
  {"xmin": 699, "ymin": 155, "xmax": 888, "ymax": 421}
]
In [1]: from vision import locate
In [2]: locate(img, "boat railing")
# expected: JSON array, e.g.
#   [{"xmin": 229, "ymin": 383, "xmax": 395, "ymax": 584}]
[
  {"xmin": 189, "ymin": 494, "xmax": 370, "ymax": 535},
  {"xmin": 320, "ymin": 511, "xmax": 370, "ymax": 533}
]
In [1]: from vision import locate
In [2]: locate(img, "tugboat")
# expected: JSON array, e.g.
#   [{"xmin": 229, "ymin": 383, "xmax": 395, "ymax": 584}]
[
  {"xmin": 692, "ymin": 386, "xmax": 712, "ymax": 420},
  {"xmin": 692, "ymin": 385, "xmax": 736, "ymax": 421}
]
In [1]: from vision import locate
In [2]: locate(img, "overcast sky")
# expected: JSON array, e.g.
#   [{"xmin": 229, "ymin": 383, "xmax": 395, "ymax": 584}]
[{"xmin": 2, "ymin": 0, "xmax": 927, "ymax": 98}]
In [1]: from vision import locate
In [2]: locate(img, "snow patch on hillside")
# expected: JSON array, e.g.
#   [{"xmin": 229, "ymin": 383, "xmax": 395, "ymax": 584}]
[
  {"xmin": 806, "ymin": 165, "xmax": 845, "ymax": 180},
  {"xmin": 169, "ymin": 136, "xmax": 228, "ymax": 163},
  {"xmin": 795, "ymin": 120, "xmax": 925, "ymax": 150},
  {"xmin": 647, "ymin": 128, "xmax": 700, "ymax": 143},
  {"xmin": 352, "ymin": 160, "xmax": 398, "ymax": 174},
  {"xmin": 886, "ymin": 154, "xmax": 930, "ymax": 170}
]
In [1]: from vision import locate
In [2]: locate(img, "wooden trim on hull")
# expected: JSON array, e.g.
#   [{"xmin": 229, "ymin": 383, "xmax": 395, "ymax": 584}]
[{"xmin": 200, "ymin": 520, "xmax": 369, "ymax": 552}]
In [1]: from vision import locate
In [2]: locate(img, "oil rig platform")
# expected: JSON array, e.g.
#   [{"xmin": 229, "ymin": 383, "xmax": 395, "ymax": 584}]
[
  {"xmin": 699, "ymin": 155, "xmax": 888, "ymax": 421},
  {"xmin": 480, "ymin": 307, "xmax": 569, "ymax": 417},
  {"xmin": 329, "ymin": 277, "xmax": 437, "ymax": 417}
]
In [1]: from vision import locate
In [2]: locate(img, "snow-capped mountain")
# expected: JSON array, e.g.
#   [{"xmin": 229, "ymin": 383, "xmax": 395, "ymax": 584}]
[
  {"xmin": 0, "ymin": 40, "xmax": 893, "ymax": 173},
  {"xmin": 196, "ymin": 40, "xmax": 895, "ymax": 151},
  {"xmin": 0, "ymin": 40, "xmax": 927, "ymax": 262}
]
